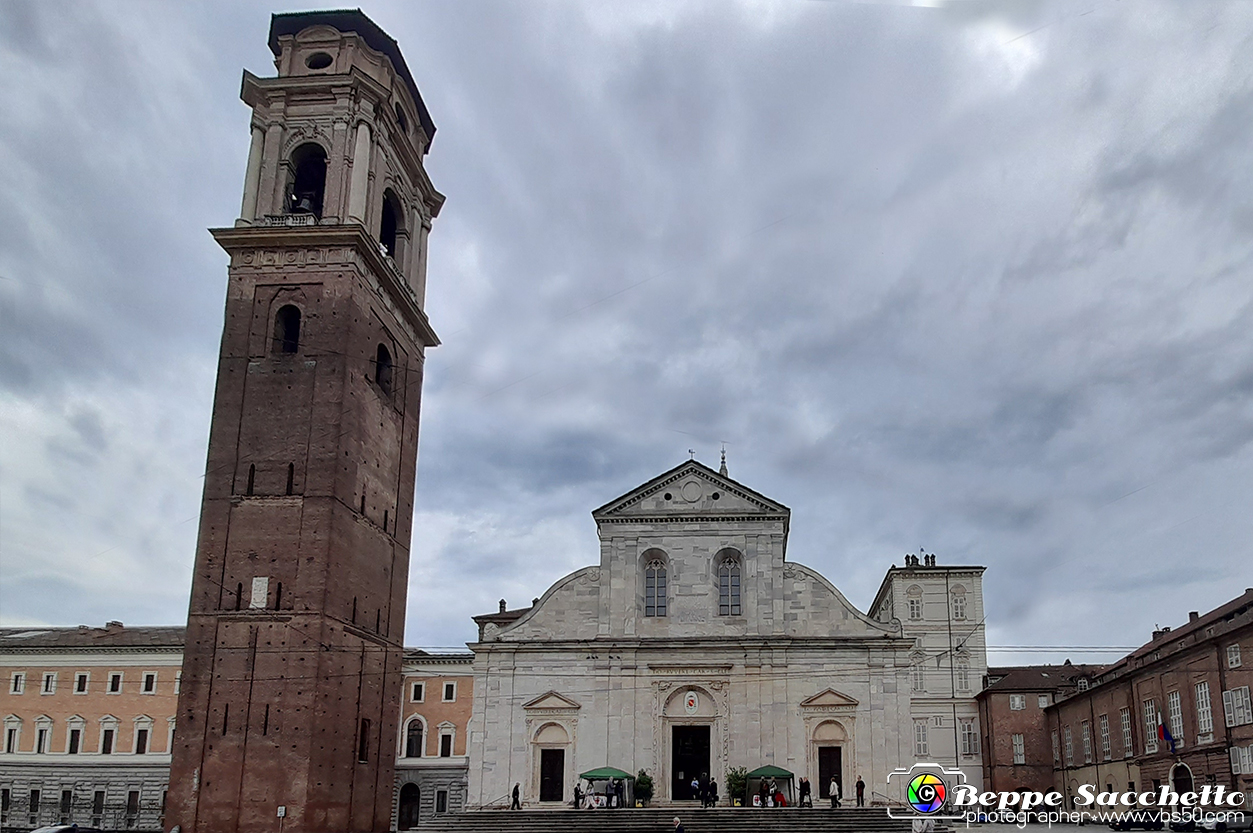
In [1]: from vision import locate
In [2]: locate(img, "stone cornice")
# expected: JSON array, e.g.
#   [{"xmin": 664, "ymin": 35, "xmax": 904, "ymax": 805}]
[{"xmin": 210, "ymin": 223, "xmax": 439, "ymax": 347}]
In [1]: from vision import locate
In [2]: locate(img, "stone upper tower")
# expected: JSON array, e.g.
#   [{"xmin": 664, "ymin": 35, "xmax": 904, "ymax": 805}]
[{"xmin": 167, "ymin": 11, "xmax": 443, "ymax": 833}]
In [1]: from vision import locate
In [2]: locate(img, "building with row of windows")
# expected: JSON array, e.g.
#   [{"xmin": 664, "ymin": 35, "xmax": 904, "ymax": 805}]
[
  {"xmin": 0, "ymin": 626, "xmax": 474, "ymax": 830},
  {"xmin": 977, "ymin": 589, "xmax": 1253, "ymax": 809}
]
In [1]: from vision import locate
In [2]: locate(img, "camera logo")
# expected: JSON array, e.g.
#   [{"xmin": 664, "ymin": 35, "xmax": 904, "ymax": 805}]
[
  {"xmin": 908, "ymin": 772, "xmax": 947, "ymax": 814},
  {"xmin": 887, "ymin": 763, "xmax": 966, "ymax": 820}
]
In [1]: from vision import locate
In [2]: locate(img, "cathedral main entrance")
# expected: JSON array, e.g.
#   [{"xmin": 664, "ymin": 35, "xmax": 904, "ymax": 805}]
[
  {"xmin": 672, "ymin": 725, "xmax": 711, "ymax": 800},
  {"xmin": 818, "ymin": 746, "xmax": 842, "ymax": 799}
]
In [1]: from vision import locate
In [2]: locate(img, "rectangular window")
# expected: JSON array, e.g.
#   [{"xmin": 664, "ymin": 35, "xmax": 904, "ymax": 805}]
[
  {"xmin": 952, "ymin": 594, "xmax": 967, "ymax": 620},
  {"xmin": 60, "ymin": 789, "xmax": 71, "ymax": 822},
  {"xmin": 1230, "ymin": 644, "xmax": 1243, "ymax": 669},
  {"xmin": 1038, "ymin": 694, "xmax": 1050, "ymax": 708},
  {"xmin": 440, "ymin": 733, "xmax": 453, "ymax": 757},
  {"xmin": 75, "ymin": 672, "xmax": 89, "ymax": 693},
  {"xmin": 914, "ymin": 720, "xmax": 929, "ymax": 756},
  {"xmin": 911, "ymin": 662, "xmax": 925, "ymax": 693},
  {"xmin": 41, "ymin": 672, "xmax": 56, "ymax": 694},
  {"xmin": 1, "ymin": 788, "xmax": 8, "ymax": 823},
  {"xmin": 644, "ymin": 563, "xmax": 667, "ymax": 617},
  {"xmin": 1121, "ymin": 708, "xmax": 1133, "ymax": 757},
  {"xmin": 908, "ymin": 598, "xmax": 923, "ymax": 620},
  {"xmin": 9, "ymin": 673, "xmax": 23, "ymax": 694},
  {"xmin": 174, "ymin": 671, "xmax": 181, "ymax": 695},
  {"xmin": 1167, "ymin": 690, "xmax": 1184, "ymax": 747},
  {"xmin": 108, "ymin": 673, "xmax": 122, "ymax": 693},
  {"xmin": 436, "ymin": 789, "xmax": 448, "ymax": 813},
  {"xmin": 1012, "ymin": 733, "xmax": 1025, "ymax": 764},
  {"xmin": 1052, "ymin": 730, "xmax": 1060, "ymax": 764},
  {"xmin": 136, "ymin": 728, "xmax": 149, "ymax": 755},
  {"xmin": 1143, "ymin": 699, "xmax": 1158, "ymax": 753},
  {"xmin": 102, "ymin": 728, "xmax": 114, "ymax": 755},
  {"xmin": 1009, "ymin": 694, "xmax": 1026, "ymax": 711},
  {"xmin": 5, "ymin": 727, "xmax": 17, "ymax": 753},
  {"xmin": 956, "ymin": 662, "xmax": 970, "ymax": 693},
  {"xmin": 92, "ymin": 790, "xmax": 104, "ymax": 826},
  {"xmin": 69, "ymin": 728, "xmax": 81, "ymax": 754},
  {"xmin": 1099, "ymin": 714, "xmax": 1111, "ymax": 760},
  {"xmin": 443, "ymin": 682, "xmax": 456, "ymax": 702},
  {"xmin": 1222, "ymin": 686, "xmax": 1253, "ymax": 727},
  {"xmin": 142, "ymin": 672, "xmax": 156, "ymax": 694},
  {"xmin": 126, "ymin": 790, "xmax": 139, "ymax": 826},
  {"xmin": 1081, "ymin": 720, "xmax": 1092, "ymax": 764},
  {"xmin": 1197, "ymin": 681, "xmax": 1214, "ymax": 736},
  {"xmin": 411, "ymin": 682, "xmax": 425, "ymax": 702},
  {"xmin": 357, "ymin": 718, "xmax": 370, "ymax": 763},
  {"xmin": 1078, "ymin": 678, "xmax": 1090, "ymax": 691},
  {"xmin": 35, "ymin": 728, "xmax": 47, "ymax": 754},
  {"xmin": 960, "ymin": 719, "xmax": 977, "ymax": 756},
  {"xmin": 719, "ymin": 562, "xmax": 742, "ymax": 616},
  {"xmin": 29, "ymin": 790, "xmax": 39, "ymax": 826},
  {"xmin": 1063, "ymin": 726, "xmax": 1074, "ymax": 765}
]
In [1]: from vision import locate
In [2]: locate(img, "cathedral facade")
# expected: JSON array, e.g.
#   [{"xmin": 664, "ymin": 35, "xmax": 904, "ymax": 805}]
[{"xmin": 466, "ymin": 460, "xmax": 987, "ymax": 807}]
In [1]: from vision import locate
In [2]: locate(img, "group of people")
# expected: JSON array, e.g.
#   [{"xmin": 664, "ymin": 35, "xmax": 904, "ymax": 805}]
[
  {"xmin": 793, "ymin": 774, "xmax": 867, "ymax": 808},
  {"xmin": 687, "ymin": 773, "xmax": 719, "ymax": 808},
  {"xmin": 571, "ymin": 777, "xmax": 627, "ymax": 809}
]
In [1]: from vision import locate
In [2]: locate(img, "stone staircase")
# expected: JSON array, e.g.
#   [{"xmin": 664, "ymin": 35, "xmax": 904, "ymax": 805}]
[{"xmin": 420, "ymin": 806, "xmax": 918, "ymax": 833}]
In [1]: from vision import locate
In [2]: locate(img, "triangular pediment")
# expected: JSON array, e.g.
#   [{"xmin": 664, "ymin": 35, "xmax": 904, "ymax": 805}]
[
  {"xmin": 800, "ymin": 688, "xmax": 859, "ymax": 708},
  {"xmin": 522, "ymin": 691, "xmax": 582, "ymax": 711},
  {"xmin": 592, "ymin": 460, "xmax": 790, "ymax": 520}
]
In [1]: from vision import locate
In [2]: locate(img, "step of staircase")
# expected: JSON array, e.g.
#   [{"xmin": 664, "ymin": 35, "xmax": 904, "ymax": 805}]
[{"xmin": 419, "ymin": 806, "xmax": 916, "ymax": 833}]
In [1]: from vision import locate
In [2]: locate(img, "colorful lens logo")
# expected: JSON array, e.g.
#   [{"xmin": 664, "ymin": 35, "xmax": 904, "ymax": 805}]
[{"xmin": 907, "ymin": 772, "xmax": 946, "ymax": 814}]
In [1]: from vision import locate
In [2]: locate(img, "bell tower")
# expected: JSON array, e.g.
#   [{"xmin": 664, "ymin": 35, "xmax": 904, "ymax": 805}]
[{"xmin": 167, "ymin": 11, "xmax": 443, "ymax": 833}]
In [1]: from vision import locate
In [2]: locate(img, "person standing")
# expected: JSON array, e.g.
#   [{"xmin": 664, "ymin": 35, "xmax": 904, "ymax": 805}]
[
  {"xmin": 856, "ymin": 776, "xmax": 865, "ymax": 807},
  {"xmin": 798, "ymin": 777, "xmax": 811, "ymax": 808},
  {"xmin": 708, "ymin": 778, "xmax": 719, "ymax": 808},
  {"xmin": 829, "ymin": 777, "xmax": 839, "ymax": 809},
  {"xmin": 573, "ymin": 781, "xmax": 582, "ymax": 810},
  {"xmin": 673, "ymin": 817, "xmax": 685, "ymax": 833},
  {"xmin": 511, "ymin": 783, "xmax": 521, "ymax": 810}
]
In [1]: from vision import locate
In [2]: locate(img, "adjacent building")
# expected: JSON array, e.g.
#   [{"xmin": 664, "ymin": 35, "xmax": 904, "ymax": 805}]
[
  {"xmin": 465, "ymin": 459, "xmax": 988, "ymax": 808},
  {"xmin": 0, "ymin": 628, "xmax": 473, "ymax": 831}
]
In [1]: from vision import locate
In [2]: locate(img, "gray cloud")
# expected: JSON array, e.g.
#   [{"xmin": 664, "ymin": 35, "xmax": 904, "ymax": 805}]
[{"xmin": 2, "ymin": 0, "xmax": 1252, "ymax": 664}]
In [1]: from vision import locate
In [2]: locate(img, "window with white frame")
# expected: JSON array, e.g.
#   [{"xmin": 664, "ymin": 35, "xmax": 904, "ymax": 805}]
[
  {"xmin": 961, "ymin": 719, "xmax": 977, "ymax": 756},
  {"xmin": 107, "ymin": 673, "xmax": 122, "ymax": 694},
  {"xmin": 442, "ymin": 682, "xmax": 456, "ymax": 702},
  {"xmin": 410, "ymin": 681, "xmax": 425, "ymax": 703},
  {"xmin": 99, "ymin": 718, "xmax": 118, "ymax": 755},
  {"xmin": 1012, "ymin": 733, "xmax": 1025, "ymax": 764},
  {"xmin": 1009, "ymin": 694, "xmax": 1026, "ymax": 711},
  {"xmin": 1063, "ymin": 725, "xmax": 1073, "ymax": 766},
  {"xmin": 9, "ymin": 674, "xmax": 23, "ymax": 695},
  {"xmin": 1142, "ymin": 699, "xmax": 1158, "ymax": 753},
  {"xmin": 174, "ymin": 672, "xmax": 181, "ymax": 695},
  {"xmin": 1038, "ymin": 694, "xmax": 1050, "ymax": 708},
  {"xmin": 4, "ymin": 719, "xmax": 19, "ymax": 754},
  {"xmin": 1078, "ymin": 678, "xmax": 1089, "ymax": 691},
  {"xmin": 1222, "ymin": 686, "xmax": 1252, "ymax": 727},
  {"xmin": 74, "ymin": 673, "xmax": 89, "ymax": 694},
  {"xmin": 41, "ymin": 673, "xmax": 56, "ymax": 695},
  {"xmin": 1167, "ymin": 690, "xmax": 1184, "ymax": 747},
  {"xmin": 1081, "ymin": 720, "xmax": 1092, "ymax": 763},
  {"xmin": 439, "ymin": 730, "xmax": 453, "ymax": 757},
  {"xmin": 142, "ymin": 673, "xmax": 156, "ymax": 694},
  {"xmin": 134, "ymin": 717, "xmax": 152, "ymax": 755},
  {"xmin": 1099, "ymin": 714, "xmax": 1111, "ymax": 760},
  {"xmin": 932, "ymin": 715, "xmax": 943, "ymax": 727},
  {"xmin": 956, "ymin": 659, "xmax": 970, "ymax": 693},
  {"xmin": 404, "ymin": 718, "xmax": 423, "ymax": 758},
  {"xmin": 907, "ymin": 585, "xmax": 923, "ymax": 620},
  {"xmin": 1196, "ymin": 681, "xmax": 1214, "ymax": 737},
  {"xmin": 1229, "ymin": 644, "xmax": 1243, "ymax": 669},
  {"xmin": 951, "ymin": 586, "xmax": 967, "ymax": 620},
  {"xmin": 34, "ymin": 718, "xmax": 51, "ymax": 754},
  {"xmin": 66, "ymin": 718, "xmax": 83, "ymax": 755},
  {"xmin": 1229, "ymin": 745, "xmax": 1253, "ymax": 775},
  {"xmin": 644, "ymin": 557, "xmax": 667, "ymax": 618},
  {"xmin": 911, "ymin": 657, "xmax": 925, "ymax": 693},
  {"xmin": 1051, "ymin": 730, "xmax": 1059, "ymax": 763},
  {"xmin": 914, "ymin": 720, "xmax": 929, "ymax": 757},
  {"xmin": 1120, "ymin": 708, "xmax": 1133, "ymax": 757}
]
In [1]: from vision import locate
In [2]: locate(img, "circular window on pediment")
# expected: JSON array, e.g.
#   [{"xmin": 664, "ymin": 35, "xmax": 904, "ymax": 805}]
[
  {"xmin": 305, "ymin": 52, "xmax": 333, "ymax": 70},
  {"xmin": 681, "ymin": 481, "xmax": 703, "ymax": 502}
]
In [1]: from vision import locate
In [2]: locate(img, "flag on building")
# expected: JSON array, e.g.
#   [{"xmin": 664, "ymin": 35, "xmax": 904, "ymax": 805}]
[{"xmin": 1157, "ymin": 711, "xmax": 1176, "ymax": 754}]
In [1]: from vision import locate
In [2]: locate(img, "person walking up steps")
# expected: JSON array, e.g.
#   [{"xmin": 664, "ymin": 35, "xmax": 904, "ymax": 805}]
[
  {"xmin": 829, "ymin": 776, "xmax": 841, "ymax": 808},
  {"xmin": 511, "ymin": 783, "xmax": 521, "ymax": 810}
]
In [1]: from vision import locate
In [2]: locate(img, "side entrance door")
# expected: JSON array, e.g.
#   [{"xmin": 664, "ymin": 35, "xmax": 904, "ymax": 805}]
[
  {"xmin": 540, "ymin": 748, "xmax": 565, "ymax": 802},
  {"xmin": 817, "ymin": 746, "xmax": 842, "ymax": 799}
]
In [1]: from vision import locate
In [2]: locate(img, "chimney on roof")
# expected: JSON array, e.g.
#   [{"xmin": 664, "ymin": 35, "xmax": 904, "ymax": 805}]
[
  {"xmin": 78, "ymin": 625, "xmax": 89, "ymax": 631},
  {"xmin": 105, "ymin": 621, "xmax": 123, "ymax": 631},
  {"xmin": 1189, "ymin": 611, "xmax": 1199, "ymax": 622},
  {"xmin": 1152, "ymin": 626, "xmax": 1172, "ymax": 640},
  {"xmin": 499, "ymin": 599, "xmax": 506, "ymax": 614},
  {"xmin": 532, "ymin": 598, "xmax": 539, "ymax": 607}
]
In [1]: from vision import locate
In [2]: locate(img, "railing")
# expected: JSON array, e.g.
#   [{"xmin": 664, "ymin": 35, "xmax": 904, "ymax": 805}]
[{"xmin": 261, "ymin": 213, "xmax": 318, "ymax": 227}]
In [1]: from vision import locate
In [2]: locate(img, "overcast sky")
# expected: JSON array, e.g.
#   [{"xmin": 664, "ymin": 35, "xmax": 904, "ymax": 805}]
[{"xmin": 2, "ymin": 0, "xmax": 1252, "ymax": 664}]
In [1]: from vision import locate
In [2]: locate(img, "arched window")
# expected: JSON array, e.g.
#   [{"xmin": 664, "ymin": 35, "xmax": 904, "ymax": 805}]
[
  {"xmin": 380, "ymin": 190, "xmax": 403, "ymax": 258},
  {"xmin": 273, "ymin": 305, "xmax": 301, "ymax": 354},
  {"xmin": 950, "ymin": 585, "xmax": 967, "ymax": 620},
  {"xmin": 717, "ymin": 552, "xmax": 741, "ymax": 616},
  {"xmin": 906, "ymin": 585, "xmax": 923, "ymax": 620},
  {"xmin": 644, "ymin": 558, "xmax": 667, "ymax": 618},
  {"xmin": 288, "ymin": 143, "xmax": 327, "ymax": 219},
  {"xmin": 404, "ymin": 718, "xmax": 423, "ymax": 758},
  {"xmin": 375, "ymin": 344, "xmax": 393, "ymax": 395}
]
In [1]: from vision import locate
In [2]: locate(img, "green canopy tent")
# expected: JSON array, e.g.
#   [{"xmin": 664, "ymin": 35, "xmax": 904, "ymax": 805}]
[
  {"xmin": 577, "ymin": 767, "xmax": 635, "ymax": 808},
  {"xmin": 746, "ymin": 765, "xmax": 796, "ymax": 808}
]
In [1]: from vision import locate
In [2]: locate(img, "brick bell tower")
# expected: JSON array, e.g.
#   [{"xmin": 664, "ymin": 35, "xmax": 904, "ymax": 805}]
[{"xmin": 167, "ymin": 11, "xmax": 443, "ymax": 833}]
